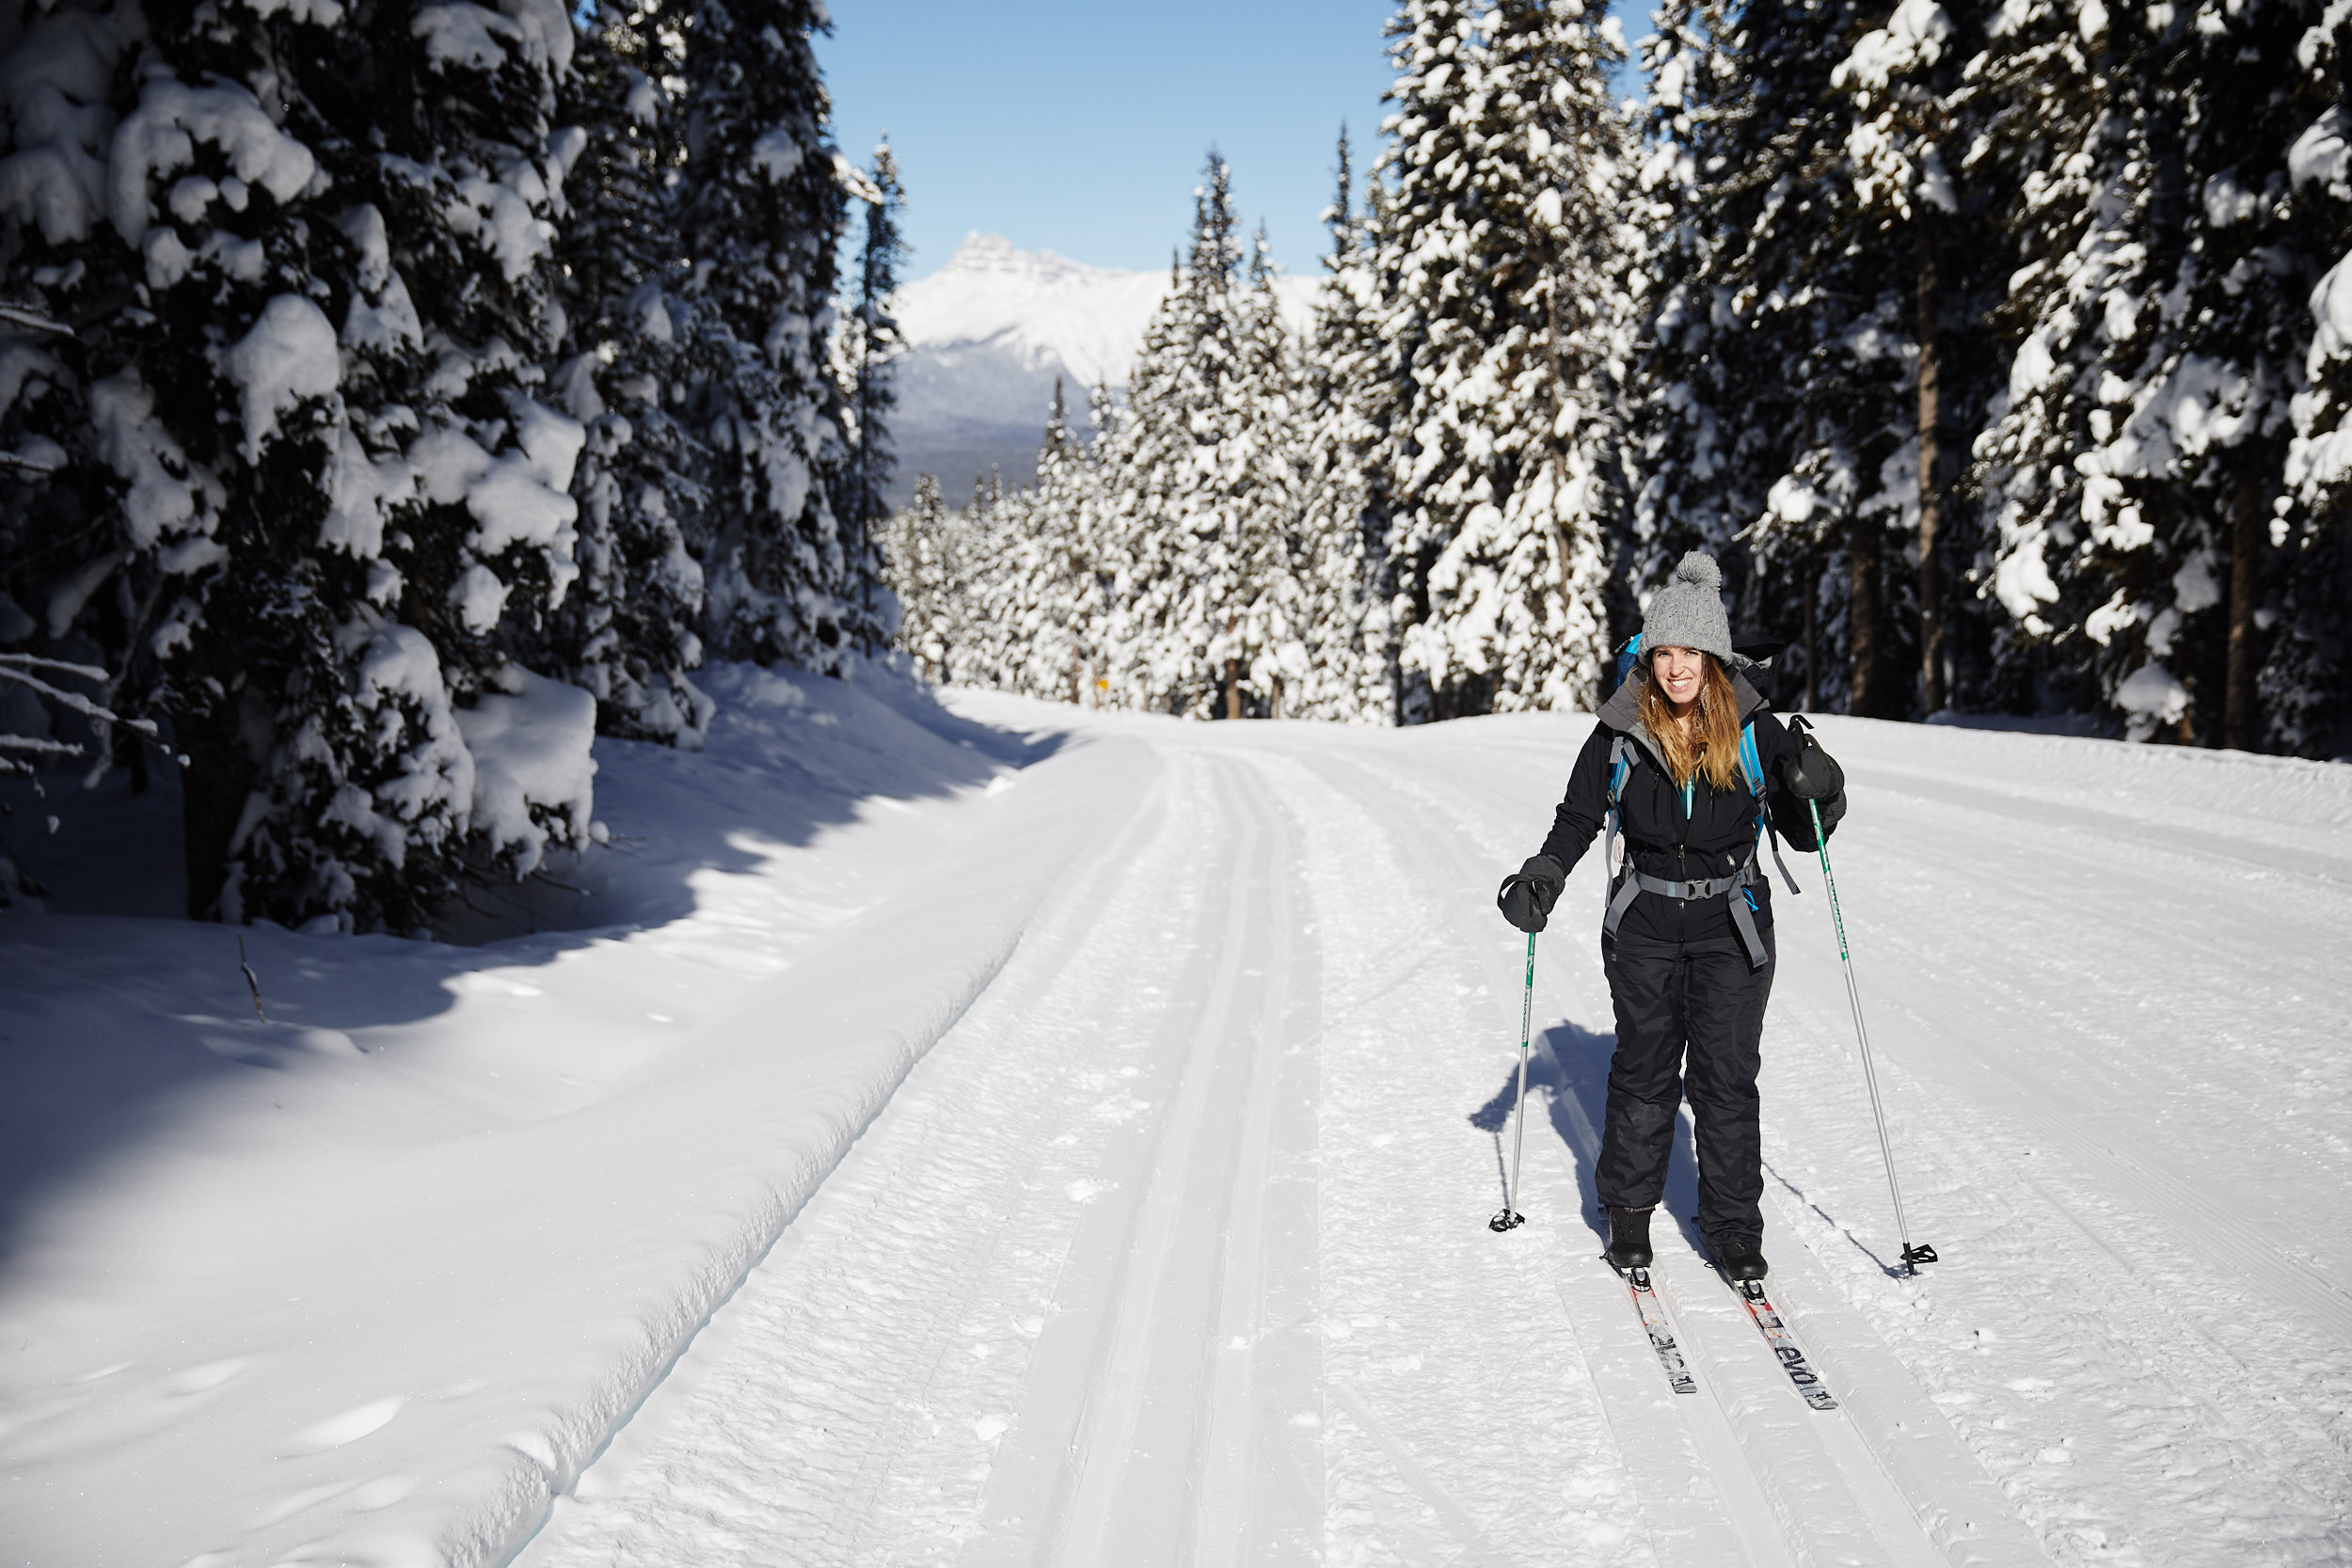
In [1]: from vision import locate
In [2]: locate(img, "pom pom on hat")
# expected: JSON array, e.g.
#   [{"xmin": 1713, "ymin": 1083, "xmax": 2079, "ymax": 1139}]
[{"xmin": 1671, "ymin": 549, "xmax": 1722, "ymax": 594}]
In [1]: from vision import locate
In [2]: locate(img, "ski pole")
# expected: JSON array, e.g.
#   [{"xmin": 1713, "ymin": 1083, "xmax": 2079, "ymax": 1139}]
[
  {"xmin": 1804, "ymin": 785, "xmax": 1937, "ymax": 1275},
  {"xmin": 1490, "ymin": 930, "xmax": 1536, "ymax": 1233}
]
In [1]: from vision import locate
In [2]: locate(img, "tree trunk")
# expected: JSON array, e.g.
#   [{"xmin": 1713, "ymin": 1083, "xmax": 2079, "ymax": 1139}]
[
  {"xmin": 1916, "ymin": 212, "xmax": 1949, "ymax": 717},
  {"xmin": 178, "ymin": 693, "xmax": 253, "ymax": 921},
  {"xmin": 1802, "ymin": 556, "xmax": 1819, "ymax": 713},
  {"xmin": 1850, "ymin": 513, "xmax": 1883, "ymax": 716},
  {"xmin": 1226, "ymin": 657, "xmax": 1241, "ymax": 721},
  {"xmin": 2225, "ymin": 475, "xmax": 2261, "ymax": 751}
]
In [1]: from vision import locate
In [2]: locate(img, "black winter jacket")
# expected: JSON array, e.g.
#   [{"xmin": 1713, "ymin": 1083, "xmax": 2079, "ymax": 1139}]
[{"xmin": 1537, "ymin": 670, "xmax": 1826, "ymax": 948}]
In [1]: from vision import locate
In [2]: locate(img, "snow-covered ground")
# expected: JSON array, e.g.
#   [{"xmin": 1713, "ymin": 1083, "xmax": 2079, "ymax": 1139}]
[{"xmin": 5, "ymin": 677, "xmax": 2351, "ymax": 1567}]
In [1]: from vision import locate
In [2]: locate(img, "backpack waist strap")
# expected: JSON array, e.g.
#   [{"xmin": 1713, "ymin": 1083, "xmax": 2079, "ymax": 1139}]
[{"xmin": 1603, "ymin": 848, "xmax": 1772, "ymax": 971}]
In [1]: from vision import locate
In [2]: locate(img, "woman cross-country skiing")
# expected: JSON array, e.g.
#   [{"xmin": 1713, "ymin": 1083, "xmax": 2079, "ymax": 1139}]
[{"xmin": 1495, "ymin": 550, "xmax": 1849, "ymax": 1282}]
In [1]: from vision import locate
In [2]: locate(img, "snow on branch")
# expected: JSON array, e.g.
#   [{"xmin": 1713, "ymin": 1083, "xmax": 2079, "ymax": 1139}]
[
  {"xmin": 0, "ymin": 300, "xmax": 71, "ymax": 336},
  {"xmin": 0, "ymin": 654, "xmax": 158, "ymax": 774}
]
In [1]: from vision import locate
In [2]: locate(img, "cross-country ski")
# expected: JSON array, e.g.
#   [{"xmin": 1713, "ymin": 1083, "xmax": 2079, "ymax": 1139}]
[
  {"xmin": 1722, "ymin": 1274, "xmax": 1837, "ymax": 1413},
  {"xmin": 1623, "ymin": 1266, "xmax": 1699, "ymax": 1398}
]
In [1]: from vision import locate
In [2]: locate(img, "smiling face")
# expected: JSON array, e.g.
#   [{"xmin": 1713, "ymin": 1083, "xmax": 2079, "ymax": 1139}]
[{"xmin": 1648, "ymin": 644, "xmax": 1705, "ymax": 712}]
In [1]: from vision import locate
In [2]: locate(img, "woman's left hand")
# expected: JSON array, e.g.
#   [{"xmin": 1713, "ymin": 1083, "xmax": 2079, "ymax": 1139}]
[
  {"xmin": 1497, "ymin": 855, "xmax": 1565, "ymax": 933},
  {"xmin": 1778, "ymin": 741, "xmax": 1844, "ymax": 801}
]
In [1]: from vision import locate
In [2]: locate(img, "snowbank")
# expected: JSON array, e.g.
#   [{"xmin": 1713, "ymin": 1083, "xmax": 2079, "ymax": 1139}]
[
  {"xmin": 453, "ymin": 669, "xmax": 596, "ymax": 874},
  {"xmin": 0, "ymin": 664, "xmax": 1132, "ymax": 1567}
]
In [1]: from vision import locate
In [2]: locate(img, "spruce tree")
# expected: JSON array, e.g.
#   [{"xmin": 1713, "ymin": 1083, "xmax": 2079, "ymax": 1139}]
[
  {"xmin": 1004, "ymin": 380, "xmax": 1102, "ymax": 703},
  {"xmin": 553, "ymin": 0, "xmax": 713, "ymax": 745},
  {"xmin": 1975, "ymin": 0, "xmax": 2322, "ymax": 744},
  {"xmin": 883, "ymin": 471, "xmax": 956, "ymax": 680},
  {"xmin": 677, "ymin": 0, "xmax": 871, "ymax": 669},
  {"xmin": 836, "ymin": 137, "xmax": 906, "ymax": 654},
  {"xmin": 2276, "ymin": 1, "xmax": 2352, "ymax": 753},
  {"xmin": 1094, "ymin": 154, "xmax": 1281, "ymax": 717},
  {"xmin": 1369, "ymin": 0, "xmax": 1504, "ymax": 721},
  {"xmin": 1368, "ymin": 0, "xmax": 1635, "ymax": 719},
  {"xmin": 1833, "ymin": 0, "xmax": 2007, "ymax": 715},
  {"xmin": 1438, "ymin": 0, "xmax": 1632, "ymax": 714},
  {"xmin": 1629, "ymin": 0, "xmax": 1767, "ymax": 643},
  {"xmin": 1230, "ymin": 225, "xmax": 1311, "ymax": 717},
  {"xmin": 2, "ymin": 0, "xmax": 587, "ymax": 927},
  {"xmin": 1292, "ymin": 128, "xmax": 1393, "ymax": 721}
]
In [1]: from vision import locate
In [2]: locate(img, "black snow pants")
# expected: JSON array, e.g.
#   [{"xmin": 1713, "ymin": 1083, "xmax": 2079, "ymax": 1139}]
[{"xmin": 1596, "ymin": 928, "xmax": 1775, "ymax": 1246}]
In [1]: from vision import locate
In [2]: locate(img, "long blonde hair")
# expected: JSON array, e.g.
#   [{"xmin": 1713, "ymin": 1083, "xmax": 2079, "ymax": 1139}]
[{"xmin": 1636, "ymin": 655, "xmax": 1743, "ymax": 792}]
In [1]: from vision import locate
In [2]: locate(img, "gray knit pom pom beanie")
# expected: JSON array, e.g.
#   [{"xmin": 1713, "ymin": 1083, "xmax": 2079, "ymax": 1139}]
[{"xmin": 1640, "ymin": 549, "xmax": 1734, "ymax": 664}]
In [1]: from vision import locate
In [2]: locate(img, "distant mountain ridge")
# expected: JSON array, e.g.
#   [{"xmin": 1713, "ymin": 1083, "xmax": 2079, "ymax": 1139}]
[{"xmin": 886, "ymin": 232, "xmax": 1315, "ymax": 506}]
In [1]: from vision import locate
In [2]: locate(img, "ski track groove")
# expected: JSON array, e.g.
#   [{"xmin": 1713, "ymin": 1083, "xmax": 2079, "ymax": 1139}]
[
  {"xmin": 516, "ymin": 748, "xmax": 1205, "ymax": 1565},
  {"xmin": 1001, "ymin": 751, "xmax": 1298, "ymax": 1564},
  {"xmin": 516, "ymin": 715, "xmax": 2352, "ymax": 1568}
]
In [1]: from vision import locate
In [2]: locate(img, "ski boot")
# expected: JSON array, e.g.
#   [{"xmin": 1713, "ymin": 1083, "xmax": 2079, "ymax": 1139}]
[
  {"xmin": 1709, "ymin": 1236, "xmax": 1770, "ymax": 1283},
  {"xmin": 1604, "ymin": 1205, "xmax": 1654, "ymax": 1271}
]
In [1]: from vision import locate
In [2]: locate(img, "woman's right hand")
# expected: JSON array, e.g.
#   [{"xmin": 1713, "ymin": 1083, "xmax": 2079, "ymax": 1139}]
[{"xmin": 1496, "ymin": 855, "xmax": 1566, "ymax": 933}]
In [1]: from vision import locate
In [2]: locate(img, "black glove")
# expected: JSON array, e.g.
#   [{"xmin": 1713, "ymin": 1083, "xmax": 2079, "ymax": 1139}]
[
  {"xmin": 1497, "ymin": 854, "xmax": 1566, "ymax": 934},
  {"xmin": 1777, "ymin": 739, "xmax": 1844, "ymax": 800},
  {"xmin": 1773, "ymin": 718, "xmax": 1847, "ymax": 848},
  {"xmin": 1794, "ymin": 788, "xmax": 1848, "ymax": 846}
]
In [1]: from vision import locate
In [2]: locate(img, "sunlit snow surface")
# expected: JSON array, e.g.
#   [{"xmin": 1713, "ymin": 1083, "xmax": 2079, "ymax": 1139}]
[{"xmin": 5, "ymin": 677, "xmax": 2351, "ymax": 1567}]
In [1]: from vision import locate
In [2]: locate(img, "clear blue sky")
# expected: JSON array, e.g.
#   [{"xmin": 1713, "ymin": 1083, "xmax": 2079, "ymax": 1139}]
[{"xmin": 817, "ymin": 2, "xmax": 1653, "ymax": 281}]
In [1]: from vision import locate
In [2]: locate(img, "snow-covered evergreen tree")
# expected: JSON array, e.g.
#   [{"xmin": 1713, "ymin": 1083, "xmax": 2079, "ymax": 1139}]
[
  {"xmin": 0, "ymin": 8, "xmax": 158, "ymax": 779},
  {"xmin": 2266, "ymin": 1, "xmax": 2352, "ymax": 755},
  {"xmin": 1368, "ymin": 0, "xmax": 1630, "ymax": 720},
  {"xmin": 1632, "ymin": 0, "xmax": 1915, "ymax": 717},
  {"xmin": 1975, "ymin": 0, "xmax": 2324, "ymax": 744},
  {"xmin": 996, "ymin": 381, "xmax": 1103, "ymax": 703},
  {"xmin": 3, "ymin": 0, "xmax": 591, "ymax": 927},
  {"xmin": 552, "ymin": 0, "xmax": 712, "ymax": 746},
  {"xmin": 1439, "ymin": 0, "xmax": 1632, "ymax": 714},
  {"xmin": 1289, "ymin": 129, "xmax": 1394, "ymax": 721},
  {"xmin": 1368, "ymin": 0, "xmax": 1502, "ymax": 721},
  {"xmin": 1093, "ymin": 154, "xmax": 1295, "ymax": 718},
  {"xmin": 1229, "ymin": 226, "xmax": 1313, "ymax": 716},
  {"xmin": 834, "ymin": 136, "xmax": 906, "ymax": 654},
  {"xmin": 882, "ymin": 470, "xmax": 958, "ymax": 679},
  {"xmin": 677, "ymin": 0, "xmax": 875, "ymax": 668},
  {"xmin": 1832, "ymin": 0, "xmax": 2008, "ymax": 716}
]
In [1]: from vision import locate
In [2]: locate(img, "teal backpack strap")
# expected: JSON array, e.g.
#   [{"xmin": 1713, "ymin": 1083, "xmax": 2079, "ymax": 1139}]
[
  {"xmin": 1740, "ymin": 720, "xmax": 1802, "ymax": 895},
  {"xmin": 1602, "ymin": 733, "xmax": 1635, "ymax": 927}
]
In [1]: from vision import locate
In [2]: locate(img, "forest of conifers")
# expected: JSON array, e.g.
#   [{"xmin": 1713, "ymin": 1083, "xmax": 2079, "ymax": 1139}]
[
  {"xmin": 1, "ymin": 0, "xmax": 2346, "ymax": 935},
  {"xmin": 892, "ymin": 0, "xmax": 2352, "ymax": 757}
]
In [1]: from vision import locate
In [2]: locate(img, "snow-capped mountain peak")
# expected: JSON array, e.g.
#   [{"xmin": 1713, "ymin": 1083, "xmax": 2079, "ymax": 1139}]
[
  {"xmin": 889, "ymin": 233, "xmax": 1318, "ymax": 502},
  {"xmin": 896, "ymin": 231, "xmax": 1168, "ymax": 393}
]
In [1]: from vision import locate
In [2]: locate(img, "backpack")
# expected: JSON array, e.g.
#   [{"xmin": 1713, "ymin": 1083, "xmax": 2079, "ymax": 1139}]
[{"xmin": 1602, "ymin": 632, "xmax": 1799, "ymax": 969}]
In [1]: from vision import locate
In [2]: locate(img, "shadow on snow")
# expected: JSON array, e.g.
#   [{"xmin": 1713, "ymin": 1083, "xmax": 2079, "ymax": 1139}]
[{"xmin": 0, "ymin": 663, "xmax": 1068, "ymax": 1275}]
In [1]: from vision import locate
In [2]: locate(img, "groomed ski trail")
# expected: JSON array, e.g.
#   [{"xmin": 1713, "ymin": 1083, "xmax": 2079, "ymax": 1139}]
[{"xmin": 516, "ymin": 705, "xmax": 2352, "ymax": 1568}]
